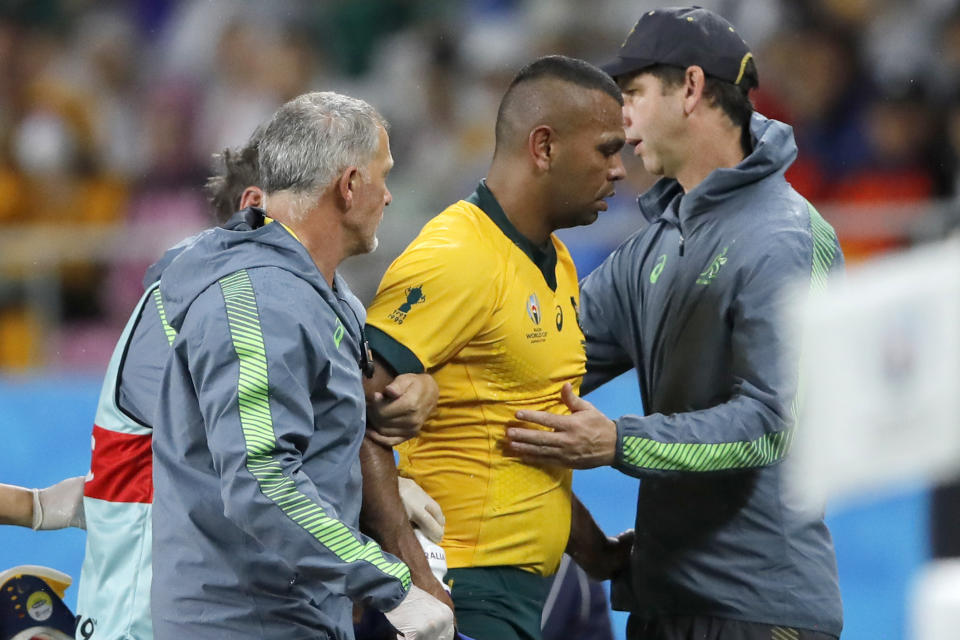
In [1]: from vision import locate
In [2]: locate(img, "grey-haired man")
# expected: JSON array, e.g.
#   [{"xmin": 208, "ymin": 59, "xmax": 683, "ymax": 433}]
[{"xmin": 151, "ymin": 92, "xmax": 453, "ymax": 640}]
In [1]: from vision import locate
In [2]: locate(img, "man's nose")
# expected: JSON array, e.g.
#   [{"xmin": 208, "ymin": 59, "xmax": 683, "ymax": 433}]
[{"xmin": 610, "ymin": 153, "xmax": 626, "ymax": 181}]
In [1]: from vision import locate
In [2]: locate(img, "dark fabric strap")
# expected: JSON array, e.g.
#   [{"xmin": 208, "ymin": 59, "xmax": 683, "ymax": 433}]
[{"xmin": 627, "ymin": 614, "xmax": 838, "ymax": 640}]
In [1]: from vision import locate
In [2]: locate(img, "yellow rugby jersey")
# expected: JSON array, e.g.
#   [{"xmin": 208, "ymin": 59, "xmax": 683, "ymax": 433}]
[{"xmin": 366, "ymin": 181, "xmax": 586, "ymax": 576}]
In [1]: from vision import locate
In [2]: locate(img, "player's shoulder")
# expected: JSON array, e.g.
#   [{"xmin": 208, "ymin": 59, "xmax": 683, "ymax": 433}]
[
  {"xmin": 216, "ymin": 267, "xmax": 341, "ymax": 338},
  {"xmin": 422, "ymin": 199, "xmax": 498, "ymax": 240},
  {"xmin": 225, "ymin": 265, "xmax": 321, "ymax": 313},
  {"xmin": 400, "ymin": 199, "xmax": 504, "ymax": 266},
  {"xmin": 717, "ymin": 177, "xmax": 810, "ymax": 245}
]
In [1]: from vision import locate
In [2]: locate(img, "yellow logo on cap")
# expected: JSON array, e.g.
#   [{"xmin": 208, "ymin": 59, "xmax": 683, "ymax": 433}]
[{"xmin": 735, "ymin": 52, "xmax": 754, "ymax": 85}]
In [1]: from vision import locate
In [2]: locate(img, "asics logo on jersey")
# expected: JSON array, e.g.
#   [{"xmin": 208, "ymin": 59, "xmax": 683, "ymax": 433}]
[
  {"xmin": 389, "ymin": 285, "xmax": 426, "ymax": 324},
  {"xmin": 696, "ymin": 247, "xmax": 729, "ymax": 285},
  {"xmin": 650, "ymin": 254, "xmax": 668, "ymax": 284}
]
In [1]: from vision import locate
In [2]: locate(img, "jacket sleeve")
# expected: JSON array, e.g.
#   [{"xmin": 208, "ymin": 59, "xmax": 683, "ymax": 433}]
[
  {"xmin": 183, "ymin": 272, "xmax": 410, "ymax": 612},
  {"xmin": 614, "ymin": 227, "xmax": 843, "ymax": 478},
  {"xmin": 578, "ymin": 244, "xmax": 637, "ymax": 396}
]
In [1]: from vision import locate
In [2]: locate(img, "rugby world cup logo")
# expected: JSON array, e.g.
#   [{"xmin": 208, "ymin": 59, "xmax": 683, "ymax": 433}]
[
  {"xmin": 526, "ymin": 293, "xmax": 541, "ymax": 325},
  {"xmin": 388, "ymin": 285, "xmax": 426, "ymax": 324}
]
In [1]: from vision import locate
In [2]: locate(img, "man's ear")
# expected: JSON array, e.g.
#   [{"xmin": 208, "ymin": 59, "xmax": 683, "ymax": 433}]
[
  {"xmin": 337, "ymin": 166, "xmax": 360, "ymax": 209},
  {"xmin": 238, "ymin": 186, "xmax": 264, "ymax": 210},
  {"xmin": 529, "ymin": 125, "xmax": 555, "ymax": 171},
  {"xmin": 682, "ymin": 65, "xmax": 707, "ymax": 115}
]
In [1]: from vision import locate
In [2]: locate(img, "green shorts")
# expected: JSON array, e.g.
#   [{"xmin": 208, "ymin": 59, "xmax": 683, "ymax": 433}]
[{"xmin": 447, "ymin": 566, "xmax": 552, "ymax": 640}]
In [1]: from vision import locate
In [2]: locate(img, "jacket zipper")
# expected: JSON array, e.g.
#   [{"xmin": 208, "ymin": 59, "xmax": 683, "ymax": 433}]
[
  {"xmin": 642, "ymin": 196, "xmax": 685, "ymax": 256},
  {"xmin": 657, "ymin": 218, "xmax": 686, "ymax": 256}
]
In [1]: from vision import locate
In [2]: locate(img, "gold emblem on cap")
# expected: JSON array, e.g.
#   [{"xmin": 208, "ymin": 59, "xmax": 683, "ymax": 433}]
[{"xmin": 735, "ymin": 52, "xmax": 754, "ymax": 85}]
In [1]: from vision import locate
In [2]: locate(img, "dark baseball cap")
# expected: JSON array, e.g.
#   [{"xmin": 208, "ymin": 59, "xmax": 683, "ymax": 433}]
[{"xmin": 601, "ymin": 6, "xmax": 757, "ymax": 87}]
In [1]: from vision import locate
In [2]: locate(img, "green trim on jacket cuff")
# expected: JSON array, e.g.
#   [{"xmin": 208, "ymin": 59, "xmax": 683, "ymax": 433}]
[
  {"xmin": 365, "ymin": 325, "xmax": 425, "ymax": 375},
  {"xmin": 613, "ymin": 417, "xmax": 632, "ymax": 477}
]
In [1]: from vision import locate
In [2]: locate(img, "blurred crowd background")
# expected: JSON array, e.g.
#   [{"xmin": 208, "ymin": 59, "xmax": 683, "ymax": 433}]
[
  {"xmin": 3, "ymin": 3, "xmax": 959, "ymax": 637},
  {"xmin": 1, "ymin": 0, "xmax": 960, "ymax": 371}
]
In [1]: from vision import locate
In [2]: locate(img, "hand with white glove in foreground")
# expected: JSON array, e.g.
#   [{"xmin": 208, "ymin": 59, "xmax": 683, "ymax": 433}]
[
  {"xmin": 398, "ymin": 477, "xmax": 445, "ymax": 543},
  {"xmin": 32, "ymin": 476, "xmax": 87, "ymax": 530},
  {"xmin": 383, "ymin": 584, "xmax": 455, "ymax": 640},
  {"xmin": 0, "ymin": 476, "xmax": 86, "ymax": 530}
]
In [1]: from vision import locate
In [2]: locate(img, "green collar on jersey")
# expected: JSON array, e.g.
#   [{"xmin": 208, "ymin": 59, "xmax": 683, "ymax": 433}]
[{"xmin": 466, "ymin": 180, "xmax": 558, "ymax": 291}]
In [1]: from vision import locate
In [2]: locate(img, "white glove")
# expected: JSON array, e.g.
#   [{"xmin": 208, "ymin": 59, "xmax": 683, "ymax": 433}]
[
  {"xmin": 383, "ymin": 584, "xmax": 454, "ymax": 640},
  {"xmin": 32, "ymin": 476, "xmax": 86, "ymax": 530},
  {"xmin": 398, "ymin": 477, "xmax": 445, "ymax": 543}
]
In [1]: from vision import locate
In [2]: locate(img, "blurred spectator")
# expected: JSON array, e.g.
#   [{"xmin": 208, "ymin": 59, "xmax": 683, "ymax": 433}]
[
  {"xmin": 757, "ymin": 24, "xmax": 874, "ymax": 202},
  {"xmin": 195, "ymin": 20, "xmax": 284, "ymax": 159},
  {"xmin": 72, "ymin": 10, "xmax": 145, "ymax": 179},
  {"xmin": 929, "ymin": 8, "xmax": 960, "ymax": 101},
  {"xmin": 938, "ymin": 96, "xmax": 960, "ymax": 199},
  {"xmin": 830, "ymin": 85, "xmax": 936, "ymax": 205},
  {"xmin": 11, "ymin": 79, "xmax": 129, "ymax": 320},
  {"xmin": 0, "ymin": 0, "xmax": 956, "ymax": 370},
  {"xmin": 102, "ymin": 84, "xmax": 209, "ymax": 328},
  {"xmin": 826, "ymin": 85, "xmax": 938, "ymax": 260}
]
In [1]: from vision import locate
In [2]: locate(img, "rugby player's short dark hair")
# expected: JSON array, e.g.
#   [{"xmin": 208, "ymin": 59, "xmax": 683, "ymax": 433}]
[{"xmin": 495, "ymin": 55, "xmax": 623, "ymax": 151}]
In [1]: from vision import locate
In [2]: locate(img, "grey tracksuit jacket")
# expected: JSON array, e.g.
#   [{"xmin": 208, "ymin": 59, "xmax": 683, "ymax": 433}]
[
  {"xmin": 151, "ymin": 210, "xmax": 409, "ymax": 639},
  {"xmin": 580, "ymin": 115, "xmax": 844, "ymax": 635}
]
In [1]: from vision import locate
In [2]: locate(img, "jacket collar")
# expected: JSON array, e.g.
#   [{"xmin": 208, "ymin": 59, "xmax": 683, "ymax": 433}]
[{"xmin": 636, "ymin": 114, "xmax": 798, "ymax": 225}]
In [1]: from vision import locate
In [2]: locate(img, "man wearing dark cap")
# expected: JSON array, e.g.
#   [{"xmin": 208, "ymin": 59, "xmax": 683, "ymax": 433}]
[{"xmin": 507, "ymin": 7, "xmax": 845, "ymax": 640}]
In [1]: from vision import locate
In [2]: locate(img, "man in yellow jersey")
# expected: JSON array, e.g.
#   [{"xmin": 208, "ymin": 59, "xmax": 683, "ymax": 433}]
[{"xmin": 363, "ymin": 55, "xmax": 632, "ymax": 640}]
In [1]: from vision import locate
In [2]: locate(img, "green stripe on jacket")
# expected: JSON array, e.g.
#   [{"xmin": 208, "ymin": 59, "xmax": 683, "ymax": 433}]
[
  {"xmin": 219, "ymin": 269, "xmax": 410, "ymax": 587},
  {"xmin": 621, "ymin": 202, "xmax": 838, "ymax": 473}
]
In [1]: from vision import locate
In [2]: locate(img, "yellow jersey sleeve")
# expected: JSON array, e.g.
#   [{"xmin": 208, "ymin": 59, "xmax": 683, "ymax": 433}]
[{"xmin": 366, "ymin": 208, "xmax": 500, "ymax": 373}]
